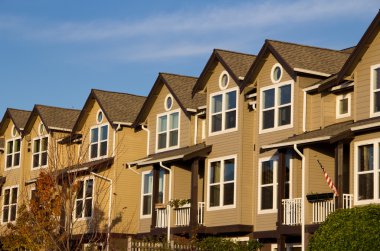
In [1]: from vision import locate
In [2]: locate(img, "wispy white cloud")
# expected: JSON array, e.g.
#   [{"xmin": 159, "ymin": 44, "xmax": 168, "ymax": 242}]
[{"xmin": 0, "ymin": 0, "xmax": 377, "ymax": 61}]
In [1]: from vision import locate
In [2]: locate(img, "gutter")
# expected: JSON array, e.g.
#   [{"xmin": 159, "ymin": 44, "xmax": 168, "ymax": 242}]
[
  {"xmin": 294, "ymin": 68, "xmax": 331, "ymax": 77},
  {"xmin": 141, "ymin": 125, "xmax": 150, "ymax": 156},
  {"xmin": 351, "ymin": 121, "xmax": 380, "ymax": 131},
  {"xmin": 48, "ymin": 127, "xmax": 72, "ymax": 132},
  {"xmin": 159, "ymin": 162, "xmax": 172, "ymax": 245}
]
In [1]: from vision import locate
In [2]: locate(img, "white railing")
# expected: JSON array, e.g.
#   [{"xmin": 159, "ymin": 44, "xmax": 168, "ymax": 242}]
[
  {"xmin": 175, "ymin": 203, "xmax": 191, "ymax": 226},
  {"xmin": 282, "ymin": 198, "xmax": 302, "ymax": 225},
  {"xmin": 343, "ymin": 194, "xmax": 353, "ymax": 209},
  {"xmin": 312, "ymin": 199, "xmax": 335, "ymax": 223},
  {"xmin": 198, "ymin": 202, "xmax": 205, "ymax": 225},
  {"xmin": 156, "ymin": 207, "xmax": 168, "ymax": 228}
]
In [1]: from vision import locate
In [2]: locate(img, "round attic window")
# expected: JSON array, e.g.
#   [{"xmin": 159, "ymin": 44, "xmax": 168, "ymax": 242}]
[
  {"xmin": 219, "ymin": 71, "xmax": 229, "ymax": 90},
  {"xmin": 271, "ymin": 63, "xmax": 283, "ymax": 83},
  {"xmin": 11, "ymin": 125, "xmax": 17, "ymax": 137},
  {"xmin": 39, "ymin": 123, "xmax": 45, "ymax": 135},
  {"xmin": 165, "ymin": 95, "xmax": 173, "ymax": 111},
  {"xmin": 97, "ymin": 110, "xmax": 103, "ymax": 124}
]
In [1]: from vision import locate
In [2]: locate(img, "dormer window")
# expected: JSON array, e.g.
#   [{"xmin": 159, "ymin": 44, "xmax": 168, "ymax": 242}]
[
  {"xmin": 271, "ymin": 63, "xmax": 283, "ymax": 83},
  {"xmin": 370, "ymin": 64, "xmax": 380, "ymax": 117},
  {"xmin": 156, "ymin": 109, "xmax": 179, "ymax": 151},
  {"xmin": 5, "ymin": 126, "xmax": 21, "ymax": 169},
  {"xmin": 219, "ymin": 71, "xmax": 230, "ymax": 90},
  {"xmin": 32, "ymin": 122, "xmax": 48, "ymax": 169}
]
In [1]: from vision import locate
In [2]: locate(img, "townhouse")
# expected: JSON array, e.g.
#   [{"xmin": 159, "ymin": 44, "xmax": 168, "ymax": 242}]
[{"xmin": 0, "ymin": 10, "xmax": 379, "ymax": 251}]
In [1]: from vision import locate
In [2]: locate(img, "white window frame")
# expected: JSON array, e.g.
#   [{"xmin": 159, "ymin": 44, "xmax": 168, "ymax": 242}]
[
  {"xmin": 259, "ymin": 80, "xmax": 294, "ymax": 134},
  {"xmin": 370, "ymin": 64, "xmax": 380, "ymax": 117},
  {"xmin": 5, "ymin": 137, "xmax": 21, "ymax": 170},
  {"xmin": 74, "ymin": 176, "xmax": 95, "ymax": 220},
  {"xmin": 218, "ymin": 70, "xmax": 230, "ymax": 90},
  {"xmin": 271, "ymin": 243, "xmax": 302, "ymax": 251},
  {"xmin": 209, "ymin": 87, "xmax": 239, "ymax": 136},
  {"xmin": 206, "ymin": 154, "xmax": 237, "ymax": 211},
  {"xmin": 354, "ymin": 139, "xmax": 380, "ymax": 205},
  {"xmin": 140, "ymin": 170, "xmax": 153, "ymax": 218},
  {"xmin": 2, "ymin": 185, "xmax": 18, "ymax": 224},
  {"xmin": 270, "ymin": 63, "xmax": 283, "ymax": 84},
  {"xmin": 336, "ymin": 93, "xmax": 351, "ymax": 119},
  {"xmin": 89, "ymin": 123, "xmax": 109, "ymax": 160},
  {"xmin": 31, "ymin": 134, "xmax": 49, "ymax": 169},
  {"xmin": 155, "ymin": 109, "xmax": 180, "ymax": 153},
  {"xmin": 258, "ymin": 156, "xmax": 278, "ymax": 214}
]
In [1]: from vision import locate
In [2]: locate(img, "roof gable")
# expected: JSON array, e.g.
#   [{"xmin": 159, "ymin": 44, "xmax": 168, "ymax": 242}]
[
  {"xmin": 193, "ymin": 49, "xmax": 256, "ymax": 95},
  {"xmin": 0, "ymin": 108, "xmax": 31, "ymax": 135}
]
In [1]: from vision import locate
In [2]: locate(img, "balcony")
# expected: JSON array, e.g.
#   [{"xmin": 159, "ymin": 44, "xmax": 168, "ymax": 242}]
[
  {"xmin": 282, "ymin": 194, "xmax": 354, "ymax": 226},
  {"xmin": 155, "ymin": 202, "xmax": 205, "ymax": 228}
]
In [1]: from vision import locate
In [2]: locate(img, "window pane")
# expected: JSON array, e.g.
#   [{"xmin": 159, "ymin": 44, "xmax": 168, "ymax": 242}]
[
  {"xmin": 225, "ymin": 110, "xmax": 236, "ymax": 129},
  {"xmin": 226, "ymin": 91, "xmax": 236, "ymax": 110},
  {"xmin": 77, "ymin": 181, "xmax": 84, "ymax": 199},
  {"xmin": 85, "ymin": 179, "xmax": 93, "ymax": 198},
  {"xmin": 262, "ymin": 160, "xmax": 273, "ymax": 184},
  {"xmin": 14, "ymin": 154, "xmax": 20, "ymax": 167},
  {"xmin": 11, "ymin": 188, "xmax": 17, "ymax": 204},
  {"xmin": 170, "ymin": 113, "xmax": 179, "ymax": 129},
  {"xmin": 6, "ymin": 155, "xmax": 12, "ymax": 168},
  {"xmin": 209, "ymin": 185, "xmax": 220, "ymax": 207},
  {"xmin": 210, "ymin": 161, "xmax": 221, "ymax": 184},
  {"xmin": 223, "ymin": 183, "xmax": 234, "ymax": 205},
  {"xmin": 263, "ymin": 110, "xmax": 274, "ymax": 129},
  {"xmin": 33, "ymin": 154, "xmax": 40, "ymax": 168},
  {"xmin": 158, "ymin": 133, "xmax": 167, "ymax": 149},
  {"xmin": 285, "ymin": 183, "xmax": 290, "ymax": 199},
  {"xmin": 34, "ymin": 139, "xmax": 40, "ymax": 153},
  {"xmin": 279, "ymin": 84, "xmax": 291, "ymax": 105},
  {"xmin": 263, "ymin": 89, "xmax": 275, "ymax": 108},
  {"xmin": 10, "ymin": 205, "xmax": 16, "ymax": 221},
  {"xmin": 100, "ymin": 141, "xmax": 107, "ymax": 156},
  {"xmin": 374, "ymin": 91, "xmax": 380, "ymax": 113},
  {"xmin": 14, "ymin": 139, "xmax": 20, "ymax": 152},
  {"xmin": 90, "ymin": 144, "xmax": 98, "ymax": 159},
  {"xmin": 76, "ymin": 201, "xmax": 83, "ymax": 218},
  {"xmin": 158, "ymin": 116, "xmax": 167, "ymax": 132},
  {"xmin": 212, "ymin": 95, "xmax": 223, "ymax": 113},
  {"xmin": 91, "ymin": 128, "xmax": 98, "ymax": 143},
  {"xmin": 4, "ymin": 189, "xmax": 10, "ymax": 205},
  {"xmin": 211, "ymin": 114, "xmax": 222, "ymax": 132},
  {"xmin": 143, "ymin": 195, "xmax": 152, "ymax": 215},
  {"xmin": 100, "ymin": 125, "xmax": 108, "ymax": 141},
  {"xmin": 158, "ymin": 171, "xmax": 164, "ymax": 203},
  {"xmin": 144, "ymin": 173, "xmax": 153, "ymax": 194},
  {"xmin": 41, "ymin": 152, "xmax": 47, "ymax": 166},
  {"xmin": 261, "ymin": 186, "xmax": 273, "ymax": 210},
  {"xmin": 3, "ymin": 206, "xmax": 9, "ymax": 222},
  {"xmin": 279, "ymin": 106, "xmax": 291, "ymax": 126},
  {"xmin": 375, "ymin": 68, "xmax": 380, "ymax": 89},
  {"xmin": 224, "ymin": 159, "xmax": 235, "ymax": 182},
  {"xmin": 169, "ymin": 130, "xmax": 178, "ymax": 147},
  {"xmin": 85, "ymin": 198, "xmax": 92, "ymax": 217},
  {"xmin": 41, "ymin": 138, "xmax": 48, "ymax": 151},
  {"xmin": 7, "ymin": 141, "xmax": 13, "ymax": 154},
  {"xmin": 358, "ymin": 145, "xmax": 373, "ymax": 171},
  {"xmin": 339, "ymin": 98, "xmax": 348, "ymax": 114},
  {"xmin": 358, "ymin": 173, "xmax": 374, "ymax": 200}
]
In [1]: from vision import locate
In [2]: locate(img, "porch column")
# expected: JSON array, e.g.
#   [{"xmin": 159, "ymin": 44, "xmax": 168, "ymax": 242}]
[
  {"xmin": 190, "ymin": 158, "xmax": 199, "ymax": 228},
  {"xmin": 335, "ymin": 142, "xmax": 350, "ymax": 209},
  {"xmin": 277, "ymin": 149, "xmax": 286, "ymax": 227},
  {"xmin": 151, "ymin": 164, "xmax": 160, "ymax": 229},
  {"xmin": 277, "ymin": 234, "xmax": 286, "ymax": 251}
]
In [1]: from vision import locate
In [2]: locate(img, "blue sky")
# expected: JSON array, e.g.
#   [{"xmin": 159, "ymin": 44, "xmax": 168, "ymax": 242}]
[{"xmin": 0, "ymin": 0, "xmax": 378, "ymax": 116}]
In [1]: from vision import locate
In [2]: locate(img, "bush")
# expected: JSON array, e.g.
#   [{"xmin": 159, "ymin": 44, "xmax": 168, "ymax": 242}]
[
  {"xmin": 308, "ymin": 204, "xmax": 380, "ymax": 251},
  {"xmin": 196, "ymin": 236, "xmax": 262, "ymax": 251}
]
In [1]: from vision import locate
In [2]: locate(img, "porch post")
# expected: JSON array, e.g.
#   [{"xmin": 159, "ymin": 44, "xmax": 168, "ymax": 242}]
[
  {"xmin": 151, "ymin": 164, "xmax": 160, "ymax": 229},
  {"xmin": 277, "ymin": 149, "xmax": 286, "ymax": 227},
  {"xmin": 335, "ymin": 143, "xmax": 344, "ymax": 208},
  {"xmin": 277, "ymin": 234, "xmax": 286, "ymax": 251},
  {"xmin": 190, "ymin": 158, "xmax": 199, "ymax": 228}
]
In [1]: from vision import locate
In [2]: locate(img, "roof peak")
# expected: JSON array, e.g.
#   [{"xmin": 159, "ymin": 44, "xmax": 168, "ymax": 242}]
[
  {"xmin": 7, "ymin": 108, "xmax": 31, "ymax": 113},
  {"xmin": 159, "ymin": 72, "xmax": 198, "ymax": 79},
  {"xmin": 34, "ymin": 104, "xmax": 80, "ymax": 112},
  {"xmin": 267, "ymin": 39, "xmax": 350, "ymax": 55},
  {"xmin": 92, "ymin": 88, "xmax": 147, "ymax": 98},
  {"xmin": 214, "ymin": 48, "xmax": 256, "ymax": 57}
]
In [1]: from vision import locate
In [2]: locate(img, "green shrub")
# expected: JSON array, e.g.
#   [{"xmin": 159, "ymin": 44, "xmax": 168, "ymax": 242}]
[
  {"xmin": 308, "ymin": 204, "xmax": 380, "ymax": 251},
  {"xmin": 196, "ymin": 236, "xmax": 262, "ymax": 251}
]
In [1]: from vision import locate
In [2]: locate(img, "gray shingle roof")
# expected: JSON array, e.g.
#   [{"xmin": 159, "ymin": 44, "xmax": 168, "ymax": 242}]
[
  {"xmin": 92, "ymin": 89, "xmax": 146, "ymax": 124},
  {"xmin": 7, "ymin": 108, "xmax": 31, "ymax": 130},
  {"xmin": 268, "ymin": 40, "xmax": 351, "ymax": 75},
  {"xmin": 160, "ymin": 73, "xmax": 206, "ymax": 109},
  {"xmin": 215, "ymin": 49, "xmax": 257, "ymax": 79},
  {"xmin": 35, "ymin": 105, "xmax": 80, "ymax": 131}
]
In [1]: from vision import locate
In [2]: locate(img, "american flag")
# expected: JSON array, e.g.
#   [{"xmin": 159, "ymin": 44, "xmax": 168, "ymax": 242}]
[{"xmin": 317, "ymin": 160, "xmax": 339, "ymax": 197}]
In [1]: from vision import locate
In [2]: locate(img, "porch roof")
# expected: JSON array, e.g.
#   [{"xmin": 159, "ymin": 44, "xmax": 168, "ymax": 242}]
[
  {"xmin": 57, "ymin": 157, "xmax": 114, "ymax": 178},
  {"xmin": 130, "ymin": 143, "xmax": 212, "ymax": 166}
]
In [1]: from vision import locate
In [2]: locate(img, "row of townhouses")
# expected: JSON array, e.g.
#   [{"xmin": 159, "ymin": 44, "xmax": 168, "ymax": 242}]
[{"xmin": 1, "ymin": 11, "xmax": 380, "ymax": 251}]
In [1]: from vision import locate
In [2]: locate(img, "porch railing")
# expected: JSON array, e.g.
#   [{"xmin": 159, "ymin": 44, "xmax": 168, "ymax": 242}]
[
  {"xmin": 156, "ymin": 207, "xmax": 168, "ymax": 228},
  {"xmin": 282, "ymin": 198, "xmax": 302, "ymax": 225},
  {"xmin": 343, "ymin": 194, "xmax": 353, "ymax": 209},
  {"xmin": 175, "ymin": 203, "xmax": 191, "ymax": 226},
  {"xmin": 312, "ymin": 198, "xmax": 335, "ymax": 224},
  {"xmin": 198, "ymin": 202, "xmax": 205, "ymax": 225}
]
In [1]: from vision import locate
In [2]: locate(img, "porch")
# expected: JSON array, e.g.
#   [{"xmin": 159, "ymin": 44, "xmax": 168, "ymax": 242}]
[{"xmin": 155, "ymin": 202, "xmax": 205, "ymax": 228}]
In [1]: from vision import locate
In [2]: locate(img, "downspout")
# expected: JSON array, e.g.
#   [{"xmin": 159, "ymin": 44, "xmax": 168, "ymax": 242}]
[
  {"xmin": 141, "ymin": 125, "xmax": 150, "ymax": 156},
  {"xmin": 293, "ymin": 144, "xmax": 305, "ymax": 251},
  {"xmin": 303, "ymin": 91, "xmax": 307, "ymax": 132},
  {"xmin": 159, "ymin": 161, "xmax": 172, "ymax": 246},
  {"xmin": 126, "ymin": 163, "xmax": 140, "ymax": 175},
  {"xmin": 90, "ymin": 172, "xmax": 112, "ymax": 251}
]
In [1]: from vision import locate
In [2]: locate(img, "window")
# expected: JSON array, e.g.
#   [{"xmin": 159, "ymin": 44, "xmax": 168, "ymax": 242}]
[
  {"xmin": 208, "ymin": 156, "xmax": 236, "ymax": 209},
  {"xmin": 97, "ymin": 110, "xmax": 103, "ymax": 124},
  {"xmin": 219, "ymin": 71, "xmax": 229, "ymax": 90},
  {"xmin": 32, "ymin": 136, "xmax": 48, "ymax": 168},
  {"xmin": 165, "ymin": 94, "xmax": 173, "ymax": 111},
  {"xmin": 370, "ymin": 64, "xmax": 380, "ymax": 117},
  {"xmin": 271, "ymin": 63, "xmax": 283, "ymax": 83},
  {"xmin": 285, "ymin": 153, "xmax": 292, "ymax": 199},
  {"xmin": 141, "ymin": 170, "xmax": 165, "ymax": 217},
  {"xmin": 210, "ymin": 88, "xmax": 238, "ymax": 134},
  {"xmin": 5, "ymin": 138, "xmax": 21, "ymax": 169},
  {"xmin": 75, "ymin": 178, "xmax": 94, "ymax": 219},
  {"xmin": 336, "ymin": 93, "xmax": 351, "ymax": 118},
  {"xmin": 90, "ymin": 124, "xmax": 108, "ymax": 159},
  {"xmin": 156, "ymin": 110, "xmax": 179, "ymax": 151},
  {"xmin": 260, "ymin": 81, "xmax": 293, "ymax": 133},
  {"xmin": 2, "ymin": 186, "xmax": 18, "ymax": 223},
  {"xmin": 259, "ymin": 158, "xmax": 277, "ymax": 212},
  {"xmin": 354, "ymin": 139, "xmax": 380, "ymax": 205}
]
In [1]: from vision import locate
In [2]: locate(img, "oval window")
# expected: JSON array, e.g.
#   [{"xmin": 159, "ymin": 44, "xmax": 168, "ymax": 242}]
[
  {"xmin": 97, "ymin": 110, "xmax": 103, "ymax": 123},
  {"xmin": 165, "ymin": 95, "xmax": 173, "ymax": 111},
  {"xmin": 12, "ymin": 125, "xmax": 17, "ymax": 137},
  {"xmin": 271, "ymin": 64, "xmax": 283, "ymax": 83},
  {"xmin": 219, "ymin": 71, "xmax": 229, "ymax": 89},
  {"xmin": 39, "ymin": 123, "xmax": 45, "ymax": 135}
]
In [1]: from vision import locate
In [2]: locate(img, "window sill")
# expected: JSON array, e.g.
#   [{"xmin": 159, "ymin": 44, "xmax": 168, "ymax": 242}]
[
  {"xmin": 257, "ymin": 209, "xmax": 277, "ymax": 215},
  {"xmin": 4, "ymin": 166, "xmax": 20, "ymax": 171},
  {"xmin": 259, "ymin": 124, "xmax": 293, "ymax": 134},
  {"xmin": 140, "ymin": 214, "xmax": 152, "ymax": 219},
  {"xmin": 155, "ymin": 145, "xmax": 180, "ymax": 154},
  {"xmin": 206, "ymin": 204, "xmax": 236, "ymax": 211},
  {"xmin": 208, "ymin": 127, "xmax": 238, "ymax": 137}
]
